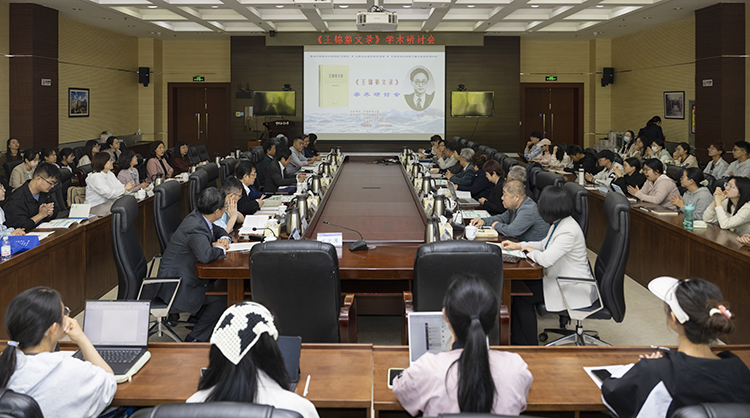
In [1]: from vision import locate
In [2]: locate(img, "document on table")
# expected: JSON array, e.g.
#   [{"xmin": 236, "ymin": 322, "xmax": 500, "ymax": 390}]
[
  {"xmin": 584, "ymin": 364, "xmax": 635, "ymax": 388},
  {"xmin": 238, "ymin": 215, "xmax": 273, "ymax": 236},
  {"xmin": 26, "ymin": 231, "xmax": 54, "ymax": 241},
  {"xmin": 227, "ymin": 242, "xmax": 259, "ymax": 252},
  {"xmin": 461, "ymin": 210, "xmax": 490, "ymax": 219},
  {"xmin": 38, "ymin": 219, "xmax": 84, "ymax": 229},
  {"xmin": 486, "ymin": 243, "xmax": 527, "ymax": 259},
  {"xmin": 266, "ymin": 195, "xmax": 295, "ymax": 203}
]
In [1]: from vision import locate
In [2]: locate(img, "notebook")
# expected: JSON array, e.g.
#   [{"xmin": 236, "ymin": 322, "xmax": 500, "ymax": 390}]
[
  {"xmin": 68, "ymin": 204, "xmax": 91, "ymax": 219},
  {"xmin": 73, "ymin": 300, "xmax": 151, "ymax": 383}
]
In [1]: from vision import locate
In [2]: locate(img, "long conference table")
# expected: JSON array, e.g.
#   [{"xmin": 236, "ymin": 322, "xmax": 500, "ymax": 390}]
[{"xmin": 196, "ymin": 155, "xmax": 544, "ymax": 345}]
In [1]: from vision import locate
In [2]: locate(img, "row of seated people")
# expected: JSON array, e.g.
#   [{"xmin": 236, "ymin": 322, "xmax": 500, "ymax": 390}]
[{"xmin": 1, "ymin": 275, "xmax": 748, "ymax": 418}]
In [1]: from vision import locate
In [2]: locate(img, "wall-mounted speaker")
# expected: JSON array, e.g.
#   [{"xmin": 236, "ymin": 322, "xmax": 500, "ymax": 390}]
[
  {"xmin": 139, "ymin": 67, "xmax": 150, "ymax": 87},
  {"xmin": 601, "ymin": 67, "xmax": 614, "ymax": 87},
  {"xmin": 270, "ymin": 30, "xmax": 276, "ymax": 38}
]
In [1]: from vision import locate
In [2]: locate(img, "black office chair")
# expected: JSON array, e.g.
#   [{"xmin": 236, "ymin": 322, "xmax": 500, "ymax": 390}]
[
  {"xmin": 49, "ymin": 180, "xmax": 69, "ymax": 219},
  {"xmin": 465, "ymin": 141, "xmax": 477, "ymax": 151},
  {"xmin": 666, "ymin": 164, "xmax": 683, "ymax": 182},
  {"xmin": 188, "ymin": 145, "xmax": 202, "ymax": 164},
  {"xmin": 188, "ymin": 169, "xmax": 208, "ymax": 213},
  {"xmin": 538, "ymin": 191, "xmax": 630, "ymax": 346},
  {"xmin": 57, "ymin": 167, "xmax": 73, "ymax": 204},
  {"xmin": 111, "ymin": 195, "xmax": 182, "ymax": 342},
  {"xmin": 0, "ymin": 388, "xmax": 43, "ymax": 418},
  {"xmin": 248, "ymin": 240, "xmax": 357, "ymax": 343},
  {"xmin": 533, "ymin": 171, "xmax": 564, "ymax": 201},
  {"xmin": 250, "ymin": 146, "xmax": 265, "ymax": 165},
  {"xmin": 73, "ymin": 146, "xmax": 85, "ymax": 164},
  {"xmin": 74, "ymin": 164, "xmax": 93, "ymax": 187},
  {"xmin": 476, "ymin": 145, "xmax": 489, "ymax": 155},
  {"xmin": 131, "ymin": 402, "xmax": 303, "ymax": 418},
  {"xmin": 525, "ymin": 163, "xmax": 543, "ymax": 201},
  {"xmin": 704, "ymin": 174, "xmax": 719, "ymax": 194},
  {"xmin": 405, "ymin": 241, "xmax": 504, "ymax": 345},
  {"xmin": 197, "ymin": 144, "xmax": 210, "ymax": 162},
  {"xmin": 153, "ymin": 181, "xmax": 183, "ymax": 255},
  {"xmin": 3, "ymin": 160, "xmax": 22, "ymax": 184},
  {"xmin": 501, "ymin": 156, "xmax": 518, "ymax": 178},
  {"xmin": 198, "ymin": 162, "xmax": 219, "ymax": 188},
  {"xmin": 671, "ymin": 403, "xmax": 750, "ymax": 418},
  {"xmin": 220, "ymin": 157, "xmax": 237, "ymax": 186},
  {"xmin": 564, "ymin": 181, "xmax": 589, "ymax": 238},
  {"xmin": 438, "ymin": 414, "xmax": 544, "ymax": 418}
]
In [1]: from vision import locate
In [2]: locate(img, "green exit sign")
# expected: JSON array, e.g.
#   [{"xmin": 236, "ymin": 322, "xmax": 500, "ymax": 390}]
[
  {"xmin": 193, "ymin": 76, "xmax": 205, "ymax": 82},
  {"xmin": 545, "ymin": 76, "xmax": 558, "ymax": 81}
]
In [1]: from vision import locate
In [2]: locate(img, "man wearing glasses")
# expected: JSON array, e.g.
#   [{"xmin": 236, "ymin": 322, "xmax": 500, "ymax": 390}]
[
  {"xmin": 725, "ymin": 141, "xmax": 750, "ymax": 179},
  {"xmin": 4, "ymin": 162, "xmax": 60, "ymax": 231},
  {"xmin": 405, "ymin": 67, "xmax": 434, "ymax": 112}
]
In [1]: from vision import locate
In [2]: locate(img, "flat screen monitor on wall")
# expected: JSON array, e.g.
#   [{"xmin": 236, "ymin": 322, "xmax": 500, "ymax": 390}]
[
  {"xmin": 451, "ymin": 91, "xmax": 494, "ymax": 117},
  {"xmin": 253, "ymin": 91, "xmax": 296, "ymax": 117}
]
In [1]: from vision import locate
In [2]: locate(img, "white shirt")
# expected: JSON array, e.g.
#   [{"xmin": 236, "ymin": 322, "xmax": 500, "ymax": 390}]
[
  {"xmin": 187, "ymin": 370, "xmax": 319, "ymax": 418},
  {"xmin": 703, "ymin": 199, "xmax": 750, "ymax": 236},
  {"xmin": 703, "ymin": 158, "xmax": 729, "ymax": 179},
  {"xmin": 726, "ymin": 158, "xmax": 750, "ymax": 178},
  {"xmin": 592, "ymin": 162, "xmax": 623, "ymax": 187},
  {"xmin": 84, "ymin": 171, "xmax": 127, "ymax": 207}
]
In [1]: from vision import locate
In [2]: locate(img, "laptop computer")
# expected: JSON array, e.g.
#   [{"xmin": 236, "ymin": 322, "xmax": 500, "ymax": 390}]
[
  {"xmin": 407, "ymin": 312, "xmax": 451, "ymax": 364},
  {"xmin": 447, "ymin": 182, "xmax": 479, "ymax": 206},
  {"xmin": 73, "ymin": 300, "xmax": 151, "ymax": 381},
  {"xmin": 277, "ymin": 336, "xmax": 302, "ymax": 390}
]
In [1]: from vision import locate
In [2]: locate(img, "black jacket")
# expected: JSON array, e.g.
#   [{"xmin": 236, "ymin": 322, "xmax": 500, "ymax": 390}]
[
  {"xmin": 3, "ymin": 181, "xmax": 59, "ymax": 231},
  {"xmin": 637, "ymin": 124, "xmax": 665, "ymax": 143},
  {"xmin": 237, "ymin": 187, "xmax": 260, "ymax": 216},
  {"xmin": 264, "ymin": 160, "xmax": 296, "ymax": 193},
  {"xmin": 565, "ymin": 154, "xmax": 598, "ymax": 175},
  {"xmin": 481, "ymin": 181, "xmax": 506, "ymax": 216},
  {"xmin": 458, "ymin": 169, "xmax": 492, "ymax": 200},
  {"xmin": 612, "ymin": 172, "xmax": 647, "ymax": 194}
]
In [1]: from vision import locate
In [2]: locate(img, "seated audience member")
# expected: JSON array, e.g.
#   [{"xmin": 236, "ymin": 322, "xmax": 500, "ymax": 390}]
[
  {"xmin": 303, "ymin": 133, "xmax": 321, "ymax": 160},
  {"xmin": 618, "ymin": 131, "xmax": 639, "ymax": 160},
  {"xmin": 157, "ymin": 187, "xmax": 231, "ymax": 342},
  {"xmin": 548, "ymin": 144, "xmax": 572, "ymax": 169},
  {"xmin": 612, "ymin": 158, "xmax": 646, "ymax": 194},
  {"xmin": 630, "ymin": 159, "xmax": 680, "ymax": 210},
  {"xmin": 672, "ymin": 142, "xmax": 698, "ymax": 169},
  {"xmin": 0, "ymin": 137, "xmax": 23, "ymax": 181},
  {"xmin": 102, "ymin": 136, "xmax": 122, "ymax": 162},
  {"xmin": 564, "ymin": 145, "xmax": 597, "ymax": 175},
  {"xmin": 4, "ymin": 163, "xmax": 59, "ymax": 231},
  {"xmin": 434, "ymin": 141, "xmax": 458, "ymax": 172},
  {"xmin": 703, "ymin": 177, "xmax": 750, "ymax": 236},
  {"xmin": 187, "ymin": 302, "xmax": 320, "ymax": 418},
  {"xmin": 287, "ymin": 136, "xmax": 312, "ymax": 175},
  {"xmin": 478, "ymin": 159, "xmax": 505, "ymax": 215},
  {"xmin": 0, "ymin": 184, "xmax": 25, "ymax": 236},
  {"xmin": 501, "ymin": 186, "xmax": 594, "ymax": 345},
  {"xmin": 57, "ymin": 148, "xmax": 75, "ymax": 175},
  {"xmin": 420, "ymin": 135, "xmax": 441, "ymax": 159},
  {"xmin": 470, "ymin": 180, "xmax": 549, "ymax": 242},
  {"xmin": 0, "ymin": 286, "xmax": 116, "ymax": 418},
  {"xmin": 235, "ymin": 161, "xmax": 265, "ymax": 216},
  {"xmin": 170, "ymin": 141, "xmax": 193, "ymax": 175},
  {"xmin": 84, "ymin": 153, "xmax": 134, "ymax": 207},
  {"xmin": 9, "ymin": 149, "xmax": 40, "ymax": 190},
  {"xmin": 458, "ymin": 153, "xmax": 490, "ymax": 200},
  {"xmin": 265, "ymin": 147, "xmax": 298, "ymax": 194},
  {"xmin": 117, "ymin": 150, "xmax": 148, "ymax": 189},
  {"xmin": 145, "ymin": 141, "xmax": 174, "ymax": 183},
  {"xmin": 586, "ymin": 150, "xmax": 622, "ymax": 186},
  {"xmin": 670, "ymin": 168, "xmax": 713, "ymax": 220},
  {"xmin": 507, "ymin": 165, "xmax": 527, "ymax": 183},
  {"xmin": 602, "ymin": 277, "xmax": 750, "ymax": 418},
  {"xmin": 523, "ymin": 131, "xmax": 542, "ymax": 161},
  {"xmin": 259, "ymin": 138, "xmax": 277, "ymax": 176},
  {"xmin": 41, "ymin": 147, "xmax": 57, "ymax": 165},
  {"xmin": 645, "ymin": 138, "xmax": 672, "ymax": 169},
  {"xmin": 77, "ymin": 139, "xmax": 100, "ymax": 167},
  {"xmin": 530, "ymin": 138, "xmax": 552, "ymax": 165},
  {"xmin": 725, "ymin": 141, "xmax": 750, "ymax": 178},
  {"xmin": 703, "ymin": 142, "xmax": 728, "ymax": 179},
  {"xmin": 447, "ymin": 148, "xmax": 476, "ymax": 187},
  {"xmin": 393, "ymin": 275, "xmax": 532, "ymax": 416},
  {"xmin": 214, "ymin": 177, "xmax": 245, "ymax": 234}
]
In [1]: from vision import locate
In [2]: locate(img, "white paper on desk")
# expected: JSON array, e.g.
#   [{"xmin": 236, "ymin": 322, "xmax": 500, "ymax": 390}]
[
  {"xmin": 455, "ymin": 191, "xmax": 472, "ymax": 200},
  {"xmin": 26, "ymin": 231, "xmax": 54, "ymax": 241},
  {"xmin": 38, "ymin": 219, "xmax": 84, "ymax": 229},
  {"xmin": 68, "ymin": 204, "xmax": 91, "ymax": 219},
  {"xmin": 461, "ymin": 210, "xmax": 490, "ymax": 219},
  {"xmin": 486, "ymin": 243, "xmax": 528, "ymax": 259},
  {"xmin": 239, "ymin": 215, "xmax": 272, "ymax": 235},
  {"xmin": 227, "ymin": 242, "xmax": 259, "ymax": 252},
  {"xmin": 584, "ymin": 364, "xmax": 635, "ymax": 388},
  {"xmin": 437, "ymin": 188, "xmax": 451, "ymax": 196}
]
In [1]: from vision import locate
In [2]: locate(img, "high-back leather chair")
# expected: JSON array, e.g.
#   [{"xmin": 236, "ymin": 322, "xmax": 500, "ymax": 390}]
[
  {"xmin": 0, "ymin": 388, "xmax": 44, "ymax": 418},
  {"xmin": 525, "ymin": 163, "xmax": 543, "ymax": 201},
  {"xmin": 197, "ymin": 144, "xmax": 210, "ymax": 162},
  {"xmin": 131, "ymin": 402, "xmax": 303, "ymax": 418},
  {"xmin": 188, "ymin": 169, "xmax": 208, "ymax": 213},
  {"xmin": 465, "ymin": 141, "xmax": 477, "ymax": 151},
  {"xmin": 249, "ymin": 241, "xmax": 356, "ymax": 343},
  {"xmin": 73, "ymin": 146, "xmax": 85, "ymax": 164},
  {"xmin": 458, "ymin": 138, "xmax": 468, "ymax": 148},
  {"xmin": 671, "ymin": 403, "xmax": 750, "ymax": 418},
  {"xmin": 666, "ymin": 164, "xmax": 683, "ymax": 182},
  {"xmin": 704, "ymin": 174, "xmax": 719, "ymax": 194},
  {"xmin": 501, "ymin": 156, "xmax": 518, "ymax": 177},
  {"xmin": 220, "ymin": 157, "xmax": 237, "ymax": 186},
  {"xmin": 250, "ymin": 146, "xmax": 264, "ymax": 165},
  {"xmin": 74, "ymin": 164, "xmax": 93, "ymax": 187},
  {"xmin": 563, "ymin": 181, "xmax": 589, "ymax": 238},
  {"xmin": 154, "ymin": 181, "xmax": 183, "ymax": 254},
  {"xmin": 198, "ymin": 162, "xmax": 219, "ymax": 188},
  {"xmin": 476, "ymin": 145, "xmax": 489, "ymax": 155},
  {"xmin": 406, "ymin": 241, "xmax": 504, "ymax": 344},
  {"xmin": 3, "ymin": 160, "xmax": 22, "ymax": 184},
  {"xmin": 188, "ymin": 145, "xmax": 202, "ymax": 164},
  {"xmin": 534, "ymin": 171, "xmax": 564, "ymax": 201},
  {"xmin": 57, "ymin": 167, "xmax": 73, "ymax": 202}
]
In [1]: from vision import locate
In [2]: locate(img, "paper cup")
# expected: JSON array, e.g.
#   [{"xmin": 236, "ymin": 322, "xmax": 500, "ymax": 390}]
[{"xmin": 465, "ymin": 225, "xmax": 478, "ymax": 241}]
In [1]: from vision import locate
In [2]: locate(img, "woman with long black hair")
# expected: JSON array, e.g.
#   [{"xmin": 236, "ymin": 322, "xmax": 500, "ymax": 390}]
[
  {"xmin": 392, "ymin": 275, "xmax": 532, "ymax": 416},
  {"xmin": 703, "ymin": 176, "xmax": 750, "ymax": 236}
]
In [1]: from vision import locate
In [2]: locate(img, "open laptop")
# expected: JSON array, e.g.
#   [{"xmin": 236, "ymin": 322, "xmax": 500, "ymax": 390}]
[
  {"xmin": 73, "ymin": 300, "xmax": 151, "ymax": 380},
  {"xmin": 407, "ymin": 312, "xmax": 451, "ymax": 364},
  {"xmin": 447, "ymin": 181, "xmax": 479, "ymax": 206}
]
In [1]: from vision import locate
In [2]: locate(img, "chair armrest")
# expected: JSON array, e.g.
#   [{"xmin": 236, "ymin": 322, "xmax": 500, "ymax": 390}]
[
  {"xmin": 338, "ymin": 294, "xmax": 357, "ymax": 343},
  {"xmin": 499, "ymin": 303, "xmax": 510, "ymax": 345},
  {"xmin": 138, "ymin": 277, "xmax": 181, "ymax": 314},
  {"xmin": 147, "ymin": 255, "xmax": 162, "ymax": 278},
  {"xmin": 402, "ymin": 291, "xmax": 414, "ymax": 345},
  {"xmin": 555, "ymin": 276, "xmax": 603, "ymax": 321}
]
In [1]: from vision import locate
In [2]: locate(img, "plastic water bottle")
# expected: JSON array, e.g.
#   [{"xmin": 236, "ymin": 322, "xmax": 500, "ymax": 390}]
[
  {"xmin": 1, "ymin": 236, "xmax": 10, "ymax": 261},
  {"xmin": 683, "ymin": 204, "xmax": 694, "ymax": 230}
]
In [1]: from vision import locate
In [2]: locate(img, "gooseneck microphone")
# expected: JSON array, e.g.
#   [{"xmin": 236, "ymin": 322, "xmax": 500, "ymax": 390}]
[
  {"xmin": 322, "ymin": 221, "xmax": 371, "ymax": 251},
  {"xmin": 251, "ymin": 227, "xmax": 278, "ymax": 239}
]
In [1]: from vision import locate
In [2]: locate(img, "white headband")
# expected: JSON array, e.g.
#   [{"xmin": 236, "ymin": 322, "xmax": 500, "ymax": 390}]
[{"xmin": 648, "ymin": 276, "xmax": 690, "ymax": 324}]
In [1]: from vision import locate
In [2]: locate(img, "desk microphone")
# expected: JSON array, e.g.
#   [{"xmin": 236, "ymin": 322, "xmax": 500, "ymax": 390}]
[
  {"xmin": 251, "ymin": 227, "xmax": 278, "ymax": 239},
  {"xmin": 322, "ymin": 221, "xmax": 370, "ymax": 251}
]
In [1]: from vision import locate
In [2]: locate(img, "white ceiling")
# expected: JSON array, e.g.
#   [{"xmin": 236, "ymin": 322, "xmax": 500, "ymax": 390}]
[{"xmin": 8, "ymin": 0, "xmax": 743, "ymax": 41}]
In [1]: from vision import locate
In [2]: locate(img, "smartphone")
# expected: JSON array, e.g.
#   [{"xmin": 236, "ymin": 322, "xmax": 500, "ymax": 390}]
[
  {"xmin": 387, "ymin": 368, "xmax": 405, "ymax": 389},
  {"xmin": 591, "ymin": 369, "xmax": 611, "ymax": 382}
]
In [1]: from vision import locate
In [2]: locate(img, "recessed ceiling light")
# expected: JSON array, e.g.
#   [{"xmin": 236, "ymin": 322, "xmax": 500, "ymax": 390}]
[
  {"xmin": 147, "ymin": 5, "xmax": 158, "ymax": 8},
  {"xmin": 673, "ymin": 7, "xmax": 682, "ymax": 10},
  {"xmin": 643, "ymin": 16, "xmax": 651, "ymax": 19},
  {"xmin": 339, "ymin": 4, "xmax": 349, "ymax": 8},
  {"xmin": 403, "ymin": 5, "xmax": 411, "ymax": 8},
  {"xmin": 467, "ymin": 4, "xmax": 475, "ymax": 7},
  {"xmin": 211, "ymin": 5, "xmax": 219, "ymax": 8},
  {"xmin": 530, "ymin": 4, "xmax": 539, "ymax": 8},
  {"xmin": 276, "ymin": 5, "xmax": 284, "ymax": 7},
  {"xmin": 72, "ymin": 8, "xmax": 82, "ymax": 11},
  {"xmin": 596, "ymin": 4, "xmax": 604, "ymax": 8}
]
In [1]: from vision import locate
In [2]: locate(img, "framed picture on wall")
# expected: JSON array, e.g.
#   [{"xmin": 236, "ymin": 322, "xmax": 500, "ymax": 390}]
[
  {"xmin": 68, "ymin": 88, "xmax": 89, "ymax": 117},
  {"xmin": 664, "ymin": 91, "xmax": 684, "ymax": 119}
]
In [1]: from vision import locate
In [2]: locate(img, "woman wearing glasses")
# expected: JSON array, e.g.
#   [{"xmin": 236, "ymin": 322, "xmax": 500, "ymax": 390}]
[
  {"xmin": 0, "ymin": 287, "xmax": 116, "ymax": 418},
  {"xmin": 703, "ymin": 177, "xmax": 750, "ymax": 236}
]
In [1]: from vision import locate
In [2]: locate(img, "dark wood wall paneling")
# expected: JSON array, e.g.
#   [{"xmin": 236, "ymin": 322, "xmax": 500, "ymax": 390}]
[
  {"xmin": 9, "ymin": 3, "xmax": 59, "ymax": 150},
  {"xmin": 229, "ymin": 36, "xmax": 520, "ymax": 153},
  {"xmin": 694, "ymin": 3, "xmax": 746, "ymax": 165}
]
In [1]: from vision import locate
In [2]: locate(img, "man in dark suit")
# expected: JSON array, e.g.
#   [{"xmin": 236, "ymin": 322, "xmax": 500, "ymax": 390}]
[
  {"xmin": 236, "ymin": 160, "xmax": 264, "ymax": 215},
  {"xmin": 404, "ymin": 67, "xmax": 434, "ymax": 112},
  {"xmin": 264, "ymin": 147, "xmax": 298, "ymax": 193},
  {"xmin": 256, "ymin": 138, "xmax": 277, "ymax": 189},
  {"xmin": 4, "ymin": 163, "xmax": 60, "ymax": 231},
  {"xmin": 446, "ymin": 147, "xmax": 476, "ymax": 187},
  {"xmin": 157, "ymin": 187, "xmax": 231, "ymax": 342}
]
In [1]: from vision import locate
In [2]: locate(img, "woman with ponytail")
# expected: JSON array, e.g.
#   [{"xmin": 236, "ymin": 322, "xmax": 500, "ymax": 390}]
[
  {"xmin": 0, "ymin": 287, "xmax": 116, "ymax": 418},
  {"xmin": 602, "ymin": 277, "xmax": 750, "ymax": 418},
  {"xmin": 392, "ymin": 275, "xmax": 532, "ymax": 416}
]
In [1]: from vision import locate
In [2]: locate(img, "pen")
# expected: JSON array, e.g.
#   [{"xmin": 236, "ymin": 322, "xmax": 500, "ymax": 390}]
[{"xmin": 303, "ymin": 375, "xmax": 311, "ymax": 397}]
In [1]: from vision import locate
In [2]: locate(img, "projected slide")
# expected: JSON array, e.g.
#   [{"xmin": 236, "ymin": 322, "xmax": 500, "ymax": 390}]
[{"xmin": 304, "ymin": 46, "xmax": 445, "ymax": 141}]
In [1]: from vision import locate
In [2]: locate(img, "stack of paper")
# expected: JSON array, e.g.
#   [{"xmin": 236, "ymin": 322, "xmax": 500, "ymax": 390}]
[
  {"xmin": 38, "ymin": 219, "xmax": 84, "ymax": 229},
  {"xmin": 238, "ymin": 215, "xmax": 272, "ymax": 236},
  {"xmin": 461, "ymin": 210, "xmax": 490, "ymax": 219},
  {"xmin": 26, "ymin": 231, "xmax": 54, "ymax": 241}
]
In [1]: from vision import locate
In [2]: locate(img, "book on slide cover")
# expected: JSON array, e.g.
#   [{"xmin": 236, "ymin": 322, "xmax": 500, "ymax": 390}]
[{"xmin": 319, "ymin": 65, "xmax": 349, "ymax": 108}]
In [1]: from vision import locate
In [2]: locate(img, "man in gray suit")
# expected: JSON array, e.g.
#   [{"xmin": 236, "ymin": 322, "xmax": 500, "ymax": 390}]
[
  {"xmin": 157, "ymin": 187, "xmax": 232, "ymax": 342},
  {"xmin": 469, "ymin": 180, "xmax": 549, "ymax": 242}
]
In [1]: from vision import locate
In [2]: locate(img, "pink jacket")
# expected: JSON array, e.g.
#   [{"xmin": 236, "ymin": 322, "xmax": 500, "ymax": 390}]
[{"xmin": 635, "ymin": 174, "xmax": 679, "ymax": 210}]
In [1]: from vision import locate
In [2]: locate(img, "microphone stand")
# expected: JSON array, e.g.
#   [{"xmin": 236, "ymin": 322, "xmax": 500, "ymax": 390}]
[{"xmin": 322, "ymin": 221, "xmax": 371, "ymax": 251}]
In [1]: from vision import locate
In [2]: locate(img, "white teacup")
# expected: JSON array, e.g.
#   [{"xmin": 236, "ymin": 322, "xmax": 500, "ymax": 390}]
[
  {"xmin": 137, "ymin": 190, "xmax": 146, "ymax": 200},
  {"xmin": 465, "ymin": 225, "xmax": 478, "ymax": 241}
]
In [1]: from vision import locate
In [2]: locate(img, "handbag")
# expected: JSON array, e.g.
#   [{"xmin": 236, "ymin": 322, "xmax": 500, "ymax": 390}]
[{"xmin": 9, "ymin": 235, "xmax": 40, "ymax": 255}]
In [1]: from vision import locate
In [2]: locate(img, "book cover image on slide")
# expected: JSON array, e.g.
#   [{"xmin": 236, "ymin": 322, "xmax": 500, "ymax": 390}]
[{"xmin": 319, "ymin": 65, "xmax": 349, "ymax": 108}]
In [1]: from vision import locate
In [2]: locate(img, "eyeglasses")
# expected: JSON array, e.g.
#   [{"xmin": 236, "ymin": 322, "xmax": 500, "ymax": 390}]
[
  {"xmin": 41, "ymin": 177, "xmax": 58, "ymax": 187},
  {"xmin": 64, "ymin": 306, "xmax": 70, "ymax": 317},
  {"xmin": 412, "ymin": 79, "xmax": 428, "ymax": 86}
]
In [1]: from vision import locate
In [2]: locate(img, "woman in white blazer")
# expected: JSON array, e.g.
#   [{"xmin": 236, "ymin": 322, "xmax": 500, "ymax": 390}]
[
  {"xmin": 84, "ymin": 153, "xmax": 135, "ymax": 207},
  {"xmin": 502, "ymin": 186, "xmax": 596, "ymax": 345}
]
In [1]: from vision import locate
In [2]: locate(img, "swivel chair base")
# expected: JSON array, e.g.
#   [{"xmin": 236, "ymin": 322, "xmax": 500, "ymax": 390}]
[
  {"xmin": 148, "ymin": 318, "xmax": 182, "ymax": 343},
  {"xmin": 539, "ymin": 320, "xmax": 611, "ymax": 347}
]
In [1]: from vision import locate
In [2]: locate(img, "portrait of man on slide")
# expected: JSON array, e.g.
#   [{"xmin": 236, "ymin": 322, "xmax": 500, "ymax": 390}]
[{"xmin": 404, "ymin": 67, "xmax": 434, "ymax": 112}]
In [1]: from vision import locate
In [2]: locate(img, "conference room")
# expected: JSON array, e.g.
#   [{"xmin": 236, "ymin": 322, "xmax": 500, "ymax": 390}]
[{"xmin": 1, "ymin": 0, "xmax": 749, "ymax": 417}]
